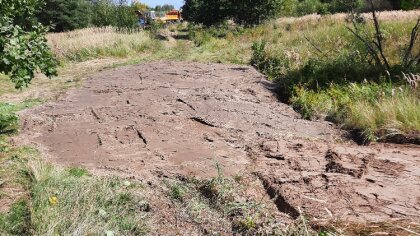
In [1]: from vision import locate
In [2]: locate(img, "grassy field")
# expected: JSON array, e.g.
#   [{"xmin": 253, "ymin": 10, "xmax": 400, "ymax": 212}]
[{"xmin": 0, "ymin": 9, "xmax": 419, "ymax": 235}]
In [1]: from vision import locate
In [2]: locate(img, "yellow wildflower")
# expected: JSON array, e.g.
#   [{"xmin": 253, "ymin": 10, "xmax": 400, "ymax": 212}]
[{"xmin": 49, "ymin": 196, "xmax": 59, "ymax": 205}]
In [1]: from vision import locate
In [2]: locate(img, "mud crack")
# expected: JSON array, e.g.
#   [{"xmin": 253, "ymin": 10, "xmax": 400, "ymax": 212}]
[
  {"xmin": 190, "ymin": 117, "xmax": 216, "ymax": 127},
  {"xmin": 177, "ymin": 98, "xmax": 196, "ymax": 111},
  {"xmin": 325, "ymin": 150, "xmax": 367, "ymax": 178},
  {"xmin": 256, "ymin": 174, "xmax": 300, "ymax": 218}
]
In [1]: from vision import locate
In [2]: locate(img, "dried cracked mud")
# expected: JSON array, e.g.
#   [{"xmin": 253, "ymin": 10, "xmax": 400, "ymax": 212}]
[{"xmin": 18, "ymin": 61, "xmax": 420, "ymax": 229}]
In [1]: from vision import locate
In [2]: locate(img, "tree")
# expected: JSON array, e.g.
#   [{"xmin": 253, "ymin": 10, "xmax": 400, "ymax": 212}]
[
  {"xmin": 91, "ymin": 0, "xmax": 116, "ymax": 27},
  {"xmin": 115, "ymin": 0, "xmax": 138, "ymax": 29},
  {"xmin": 37, "ymin": 0, "xmax": 91, "ymax": 32},
  {"xmin": 0, "ymin": 0, "xmax": 57, "ymax": 89},
  {"xmin": 232, "ymin": 0, "xmax": 282, "ymax": 25},
  {"xmin": 132, "ymin": 0, "xmax": 149, "ymax": 12},
  {"xmin": 182, "ymin": 0, "xmax": 228, "ymax": 26},
  {"xmin": 90, "ymin": 0, "xmax": 138, "ymax": 29},
  {"xmin": 161, "ymin": 4, "xmax": 176, "ymax": 11},
  {"xmin": 182, "ymin": 0, "xmax": 282, "ymax": 26}
]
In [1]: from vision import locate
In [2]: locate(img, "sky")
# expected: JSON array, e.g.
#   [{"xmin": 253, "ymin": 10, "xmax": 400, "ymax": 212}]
[{"xmin": 140, "ymin": 0, "xmax": 184, "ymax": 9}]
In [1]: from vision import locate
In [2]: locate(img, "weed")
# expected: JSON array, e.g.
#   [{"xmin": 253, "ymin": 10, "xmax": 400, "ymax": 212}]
[
  {"xmin": 0, "ymin": 200, "xmax": 31, "ymax": 235},
  {"xmin": 67, "ymin": 166, "xmax": 90, "ymax": 178},
  {"xmin": 170, "ymin": 184, "xmax": 186, "ymax": 201}
]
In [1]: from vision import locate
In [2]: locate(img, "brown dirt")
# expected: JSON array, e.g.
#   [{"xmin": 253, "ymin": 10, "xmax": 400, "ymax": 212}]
[{"xmin": 17, "ymin": 61, "xmax": 420, "ymax": 230}]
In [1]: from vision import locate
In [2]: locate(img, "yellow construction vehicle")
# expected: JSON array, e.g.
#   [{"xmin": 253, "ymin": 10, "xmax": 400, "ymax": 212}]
[{"xmin": 162, "ymin": 10, "xmax": 182, "ymax": 24}]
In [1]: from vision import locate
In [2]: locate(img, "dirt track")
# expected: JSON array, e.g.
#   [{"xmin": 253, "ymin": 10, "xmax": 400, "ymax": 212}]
[{"xmin": 19, "ymin": 61, "xmax": 420, "ymax": 226}]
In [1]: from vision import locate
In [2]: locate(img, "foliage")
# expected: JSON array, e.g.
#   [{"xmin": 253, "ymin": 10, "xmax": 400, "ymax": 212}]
[
  {"xmin": 36, "ymin": 0, "xmax": 91, "ymax": 32},
  {"xmin": 0, "ymin": 0, "xmax": 58, "ymax": 89},
  {"xmin": 401, "ymin": 0, "xmax": 420, "ymax": 10},
  {"xmin": 154, "ymin": 4, "xmax": 175, "ymax": 12},
  {"xmin": 132, "ymin": 0, "xmax": 150, "ymax": 12},
  {"xmin": 182, "ymin": 0, "xmax": 281, "ymax": 26},
  {"xmin": 90, "ymin": 0, "xmax": 139, "ymax": 29},
  {"xmin": 182, "ymin": 0, "xmax": 229, "ymax": 26},
  {"xmin": 231, "ymin": 0, "xmax": 282, "ymax": 26}
]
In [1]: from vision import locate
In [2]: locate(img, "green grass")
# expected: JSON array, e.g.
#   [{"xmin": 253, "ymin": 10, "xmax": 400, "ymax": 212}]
[
  {"xmin": 0, "ymin": 74, "xmax": 15, "ymax": 96},
  {"xmin": 0, "ymin": 200, "xmax": 31, "ymax": 235},
  {"xmin": 0, "ymin": 97, "xmax": 149, "ymax": 235},
  {"xmin": 0, "ymin": 99, "xmax": 43, "ymax": 136},
  {"xmin": 292, "ymin": 83, "xmax": 420, "ymax": 142},
  {"xmin": 0, "ymin": 149, "xmax": 149, "ymax": 235},
  {"xmin": 30, "ymin": 162, "xmax": 149, "ymax": 235},
  {"xmin": 1, "ymin": 11, "xmax": 419, "ymax": 235},
  {"xmin": 247, "ymin": 15, "xmax": 419, "ymax": 142}
]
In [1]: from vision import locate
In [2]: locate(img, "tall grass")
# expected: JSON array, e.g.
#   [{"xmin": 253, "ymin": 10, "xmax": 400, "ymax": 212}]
[
  {"xmin": 0, "ymin": 149, "xmax": 149, "ymax": 235},
  {"xmin": 29, "ymin": 161, "xmax": 149, "ymax": 235},
  {"xmin": 248, "ymin": 10, "xmax": 420, "ymax": 142},
  {"xmin": 47, "ymin": 27, "xmax": 162, "ymax": 62},
  {"xmin": 291, "ymin": 83, "xmax": 420, "ymax": 141}
]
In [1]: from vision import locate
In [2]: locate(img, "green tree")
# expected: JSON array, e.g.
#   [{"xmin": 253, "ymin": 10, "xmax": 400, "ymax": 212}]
[
  {"xmin": 90, "ymin": 0, "xmax": 138, "ymax": 29},
  {"xmin": 182, "ymin": 0, "xmax": 229, "ymax": 26},
  {"xmin": 132, "ymin": 0, "xmax": 150, "ymax": 12},
  {"xmin": 115, "ymin": 0, "xmax": 138, "ymax": 29},
  {"xmin": 91, "ymin": 0, "xmax": 116, "ymax": 27},
  {"xmin": 232, "ymin": 0, "xmax": 282, "ymax": 25},
  {"xmin": 400, "ymin": 0, "xmax": 420, "ymax": 9},
  {"xmin": 182, "ymin": 0, "xmax": 281, "ymax": 26},
  {"xmin": 162, "ymin": 4, "xmax": 176, "ymax": 11},
  {"xmin": 37, "ymin": 0, "xmax": 91, "ymax": 32},
  {"xmin": 0, "ymin": 0, "xmax": 57, "ymax": 89}
]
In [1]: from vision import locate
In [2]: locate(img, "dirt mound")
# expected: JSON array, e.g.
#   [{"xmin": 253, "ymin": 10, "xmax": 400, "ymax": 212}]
[{"xmin": 18, "ymin": 61, "xmax": 420, "ymax": 226}]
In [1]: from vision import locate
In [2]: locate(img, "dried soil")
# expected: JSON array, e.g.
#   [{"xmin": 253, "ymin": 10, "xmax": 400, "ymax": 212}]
[{"xmin": 18, "ymin": 61, "xmax": 420, "ymax": 229}]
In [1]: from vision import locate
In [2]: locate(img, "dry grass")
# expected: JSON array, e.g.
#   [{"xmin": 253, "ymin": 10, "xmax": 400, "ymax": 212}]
[
  {"xmin": 276, "ymin": 9, "xmax": 420, "ymax": 25},
  {"xmin": 47, "ymin": 27, "xmax": 160, "ymax": 61}
]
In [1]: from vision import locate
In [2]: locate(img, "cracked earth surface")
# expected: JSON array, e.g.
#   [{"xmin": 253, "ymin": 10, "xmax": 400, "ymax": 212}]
[{"xmin": 18, "ymin": 61, "xmax": 420, "ymax": 226}]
